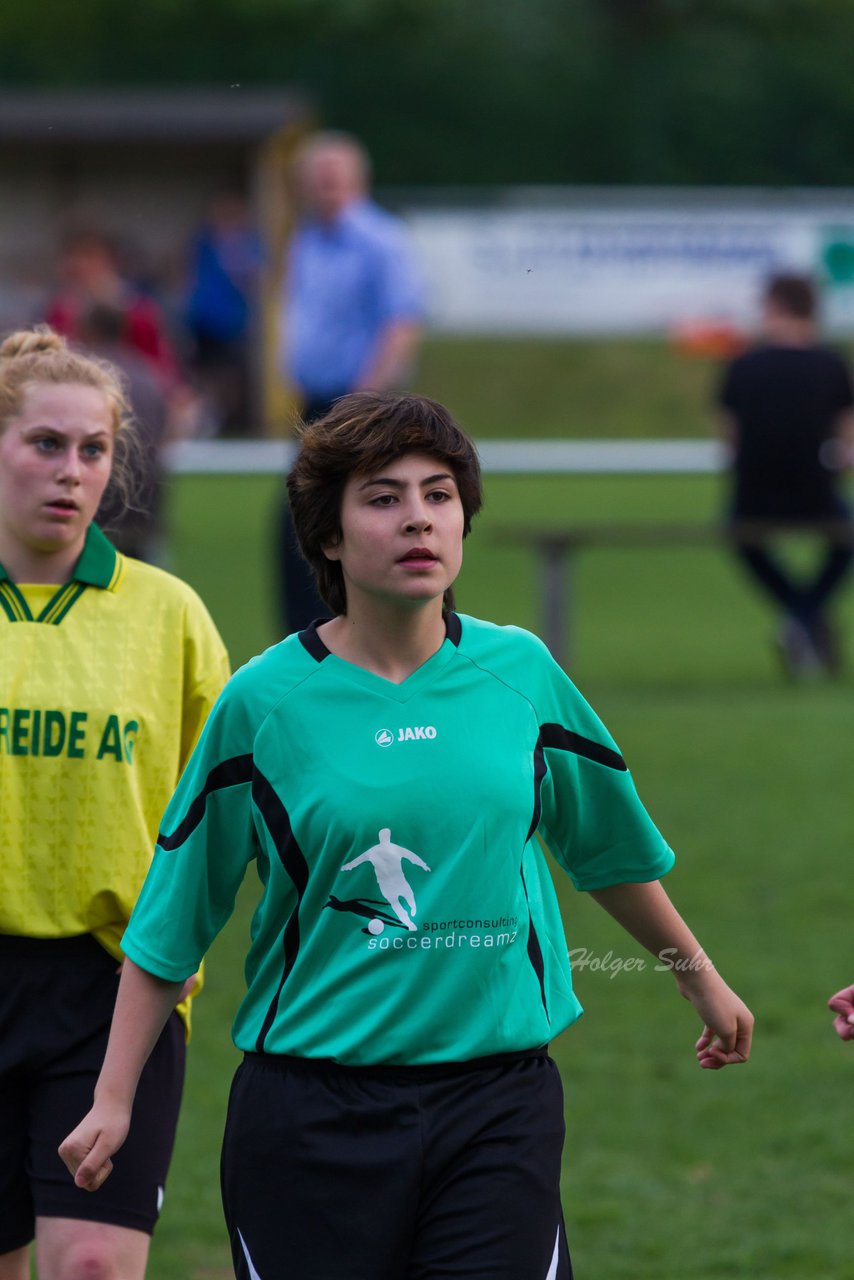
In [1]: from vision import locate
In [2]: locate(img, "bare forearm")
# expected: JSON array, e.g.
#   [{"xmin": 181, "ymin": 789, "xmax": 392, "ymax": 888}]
[
  {"xmin": 589, "ymin": 879, "xmax": 753, "ymax": 1068},
  {"xmin": 94, "ymin": 958, "xmax": 185, "ymax": 1107},
  {"xmin": 355, "ymin": 321, "xmax": 422, "ymax": 391},
  {"xmin": 59, "ymin": 958, "xmax": 187, "ymax": 1189},
  {"xmin": 589, "ymin": 880, "xmax": 710, "ymax": 979}
]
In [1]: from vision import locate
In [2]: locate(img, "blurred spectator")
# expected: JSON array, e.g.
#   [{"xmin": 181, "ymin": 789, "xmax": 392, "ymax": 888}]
[
  {"xmin": 45, "ymin": 227, "xmax": 180, "ymax": 393},
  {"xmin": 275, "ymin": 131, "xmax": 425, "ymax": 631},
  {"xmin": 81, "ymin": 302, "xmax": 170, "ymax": 563},
  {"xmin": 184, "ymin": 191, "xmax": 264, "ymax": 433},
  {"xmin": 717, "ymin": 272, "xmax": 854, "ymax": 676}
]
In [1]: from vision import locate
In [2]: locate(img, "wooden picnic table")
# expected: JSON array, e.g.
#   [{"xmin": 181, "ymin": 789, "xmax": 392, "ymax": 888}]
[{"xmin": 496, "ymin": 520, "xmax": 854, "ymax": 669}]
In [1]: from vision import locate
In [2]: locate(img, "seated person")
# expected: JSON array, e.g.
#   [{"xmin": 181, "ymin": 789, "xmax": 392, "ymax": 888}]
[{"xmin": 717, "ymin": 272, "xmax": 854, "ymax": 675}]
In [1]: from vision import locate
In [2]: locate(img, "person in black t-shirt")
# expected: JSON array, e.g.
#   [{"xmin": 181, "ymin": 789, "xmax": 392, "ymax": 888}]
[{"xmin": 717, "ymin": 273, "xmax": 854, "ymax": 675}]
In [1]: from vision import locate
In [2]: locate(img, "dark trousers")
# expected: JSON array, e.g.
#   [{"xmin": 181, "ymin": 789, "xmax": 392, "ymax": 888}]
[
  {"xmin": 277, "ymin": 392, "xmax": 344, "ymax": 633},
  {"xmin": 731, "ymin": 497, "xmax": 854, "ymax": 626},
  {"xmin": 277, "ymin": 503, "xmax": 327, "ymax": 634}
]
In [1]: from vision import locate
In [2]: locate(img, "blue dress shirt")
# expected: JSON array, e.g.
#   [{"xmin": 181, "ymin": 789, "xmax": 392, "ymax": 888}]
[{"xmin": 282, "ymin": 198, "xmax": 424, "ymax": 400}]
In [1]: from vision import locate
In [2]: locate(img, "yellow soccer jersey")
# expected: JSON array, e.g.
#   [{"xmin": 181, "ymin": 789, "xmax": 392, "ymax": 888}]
[{"xmin": 0, "ymin": 523, "xmax": 230, "ymax": 966}]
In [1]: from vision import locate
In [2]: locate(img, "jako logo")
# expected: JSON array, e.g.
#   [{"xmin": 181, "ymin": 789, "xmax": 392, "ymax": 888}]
[{"xmin": 375, "ymin": 726, "xmax": 437, "ymax": 747}]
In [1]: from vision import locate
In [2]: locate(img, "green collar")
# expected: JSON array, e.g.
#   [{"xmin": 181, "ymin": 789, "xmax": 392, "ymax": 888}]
[
  {"xmin": 0, "ymin": 522, "xmax": 121, "ymax": 590},
  {"xmin": 70, "ymin": 523, "xmax": 121, "ymax": 588}
]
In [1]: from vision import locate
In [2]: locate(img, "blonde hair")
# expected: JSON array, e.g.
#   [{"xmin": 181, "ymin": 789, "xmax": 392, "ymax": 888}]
[{"xmin": 0, "ymin": 325, "xmax": 140, "ymax": 510}]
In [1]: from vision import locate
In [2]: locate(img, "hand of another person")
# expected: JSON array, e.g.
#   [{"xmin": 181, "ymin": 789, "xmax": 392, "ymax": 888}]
[
  {"xmin": 58, "ymin": 1101, "xmax": 131, "ymax": 1191},
  {"xmin": 827, "ymin": 984, "xmax": 854, "ymax": 1042},
  {"xmin": 179, "ymin": 970, "xmax": 200, "ymax": 1002}
]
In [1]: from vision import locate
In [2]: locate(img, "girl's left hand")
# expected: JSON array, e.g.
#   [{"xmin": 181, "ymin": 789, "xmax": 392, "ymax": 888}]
[{"xmin": 679, "ymin": 971, "xmax": 754, "ymax": 1069}]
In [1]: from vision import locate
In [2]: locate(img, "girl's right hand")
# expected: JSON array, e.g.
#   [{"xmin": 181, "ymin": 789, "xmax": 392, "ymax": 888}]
[{"xmin": 58, "ymin": 1102, "xmax": 131, "ymax": 1191}]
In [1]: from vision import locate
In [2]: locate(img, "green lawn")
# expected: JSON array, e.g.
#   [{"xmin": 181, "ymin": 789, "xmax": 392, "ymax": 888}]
[
  {"xmin": 144, "ymin": 468, "xmax": 854, "ymax": 1280},
  {"xmin": 412, "ymin": 335, "xmax": 725, "ymax": 439},
  {"xmin": 245, "ymin": 333, "xmax": 854, "ymax": 443},
  {"xmin": 412, "ymin": 332, "xmax": 854, "ymax": 440}
]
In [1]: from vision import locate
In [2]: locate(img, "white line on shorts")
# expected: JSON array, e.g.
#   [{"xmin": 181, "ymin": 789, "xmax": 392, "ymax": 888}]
[
  {"xmin": 238, "ymin": 1228, "xmax": 263, "ymax": 1279},
  {"xmin": 545, "ymin": 1224, "xmax": 561, "ymax": 1279}
]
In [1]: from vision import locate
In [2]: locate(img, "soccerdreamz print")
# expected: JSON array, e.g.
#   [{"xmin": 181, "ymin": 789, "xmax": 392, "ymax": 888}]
[{"xmin": 324, "ymin": 825, "xmax": 520, "ymax": 950}]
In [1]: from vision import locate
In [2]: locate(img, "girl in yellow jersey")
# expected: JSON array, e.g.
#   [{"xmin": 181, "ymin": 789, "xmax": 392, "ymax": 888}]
[{"xmin": 0, "ymin": 327, "xmax": 229, "ymax": 1280}]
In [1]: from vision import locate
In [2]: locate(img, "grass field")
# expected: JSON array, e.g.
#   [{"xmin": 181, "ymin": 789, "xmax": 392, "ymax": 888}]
[
  {"xmin": 257, "ymin": 333, "xmax": 854, "ymax": 443},
  {"xmin": 263, "ymin": 335, "xmax": 729, "ymax": 442},
  {"xmin": 411, "ymin": 333, "xmax": 854, "ymax": 441},
  {"xmin": 139, "ymin": 464, "xmax": 854, "ymax": 1280},
  {"xmin": 411, "ymin": 335, "xmax": 725, "ymax": 439}
]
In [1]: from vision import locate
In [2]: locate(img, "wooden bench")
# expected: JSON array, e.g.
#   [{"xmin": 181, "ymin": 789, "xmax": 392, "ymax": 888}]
[{"xmin": 496, "ymin": 520, "xmax": 854, "ymax": 668}]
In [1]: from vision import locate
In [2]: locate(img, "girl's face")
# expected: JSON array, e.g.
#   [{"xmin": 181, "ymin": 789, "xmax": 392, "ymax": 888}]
[
  {"xmin": 325, "ymin": 452, "xmax": 465, "ymax": 613},
  {"xmin": 0, "ymin": 382, "xmax": 115, "ymax": 563}
]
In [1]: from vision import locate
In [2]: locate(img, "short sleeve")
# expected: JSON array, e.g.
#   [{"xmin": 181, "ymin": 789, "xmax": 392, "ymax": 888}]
[
  {"xmin": 179, "ymin": 591, "xmax": 231, "ymax": 774},
  {"xmin": 122, "ymin": 679, "xmax": 256, "ymax": 981},
  {"xmin": 374, "ymin": 225, "xmax": 425, "ymax": 324},
  {"xmin": 528, "ymin": 640, "xmax": 675, "ymax": 891}
]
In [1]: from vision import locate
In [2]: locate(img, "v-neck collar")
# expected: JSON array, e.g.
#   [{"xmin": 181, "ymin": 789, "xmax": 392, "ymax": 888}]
[
  {"xmin": 299, "ymin": 612, "xmax": 462, "ymax": 704},
  {"xmin": 0, "ymin": 524, "xmax": 123, "ymax": 624}
]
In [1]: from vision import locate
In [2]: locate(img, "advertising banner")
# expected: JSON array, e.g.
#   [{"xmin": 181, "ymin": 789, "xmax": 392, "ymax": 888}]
[{"xmin": 404, "ymin": 195, "xmax": 854, "ymax": 334}]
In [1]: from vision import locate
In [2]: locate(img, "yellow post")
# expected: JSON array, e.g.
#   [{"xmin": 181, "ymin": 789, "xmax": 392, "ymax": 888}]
[{"xmin": 254, "ymin": 118, "xmax": 314, "ymax": 436}]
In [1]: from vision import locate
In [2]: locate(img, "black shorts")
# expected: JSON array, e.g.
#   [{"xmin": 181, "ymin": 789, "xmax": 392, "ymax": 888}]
[
  {"xmin": 0, "ymin": 934, "xmax": 186, "ymax": 1252},
  {"xmin": 221, "ymin": 1048, "xmax": 573, "ymax": 1280}
]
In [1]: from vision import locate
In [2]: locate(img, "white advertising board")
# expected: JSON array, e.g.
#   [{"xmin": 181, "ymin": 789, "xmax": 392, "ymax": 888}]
[{"xmin": 403, "ymin": 194, "xmax": 854, "ymax": 335}]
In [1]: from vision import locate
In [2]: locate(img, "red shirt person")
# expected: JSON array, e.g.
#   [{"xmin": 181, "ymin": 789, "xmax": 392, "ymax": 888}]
[{"xmin": 46, "ymin": 230, "xmax": 179, "ymax": 391}]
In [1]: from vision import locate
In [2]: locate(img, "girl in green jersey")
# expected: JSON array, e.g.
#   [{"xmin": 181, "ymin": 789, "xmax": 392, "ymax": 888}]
[{"xmin": 61, "ymin": 392, "xmax": 752, "ymax": 1280}]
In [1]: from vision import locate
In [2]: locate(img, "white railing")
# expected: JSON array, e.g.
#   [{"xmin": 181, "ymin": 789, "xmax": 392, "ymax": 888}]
[{"xmin": 164, "ymin": 438, "xmax": 726, "ymax": 476}]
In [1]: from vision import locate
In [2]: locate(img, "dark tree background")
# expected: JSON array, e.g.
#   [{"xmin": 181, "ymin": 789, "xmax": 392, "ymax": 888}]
[{"xmin": 4, "ymin": 0, "xmax": 854, "ymax": 186}]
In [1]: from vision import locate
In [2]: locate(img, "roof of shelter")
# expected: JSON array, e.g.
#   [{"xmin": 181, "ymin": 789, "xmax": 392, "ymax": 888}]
[{"xmin": 0, "ymin": 90, "xmax": 312, "ymax": 144}]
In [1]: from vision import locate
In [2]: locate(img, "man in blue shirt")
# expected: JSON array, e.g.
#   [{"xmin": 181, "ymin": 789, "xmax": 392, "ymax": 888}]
[{"xmin": 277, "ymin": 132, "xmax": 425, "ymax": 628}]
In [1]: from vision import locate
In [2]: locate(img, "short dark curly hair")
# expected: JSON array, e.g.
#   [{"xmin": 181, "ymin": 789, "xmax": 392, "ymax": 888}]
[{"xmin": 287, "ymin": 392, "xmax": 483, "ymax": 616}]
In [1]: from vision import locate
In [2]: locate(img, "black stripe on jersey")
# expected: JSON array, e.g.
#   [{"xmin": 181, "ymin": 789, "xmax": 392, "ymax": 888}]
[
  {"xmin": 251, "ymin": 768, "xmax": 310, "ymax": 1053},
  {"xmin": 539, "ymin": 723, "xmax": 627, "ymax": 772},
  {"xmin": 157, "ymin": 755, "xmax": 254, "ymax": 850},
  {"xmin": 444, "ymin": 610, "xmax": 462, "ymax": 646},
  {"xmin": 520, "ymin": 867, "xmax": 548, "ymax": 1016},
  {"xmin": 526, "ymin": 739, "xmax": 548, "ymax": 844},
  {"xmin": 299, "ymin": 623, "xmax": 331, "ymax": 663},
  {"xmin": 301, "ymin": 612, "xmax": 461, "ymax": 662}
]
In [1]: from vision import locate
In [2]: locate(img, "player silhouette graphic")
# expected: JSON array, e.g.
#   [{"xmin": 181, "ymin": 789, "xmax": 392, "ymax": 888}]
[{"xmin": 341, "ymin": 828, "xmax": 431, "ymax": 931}]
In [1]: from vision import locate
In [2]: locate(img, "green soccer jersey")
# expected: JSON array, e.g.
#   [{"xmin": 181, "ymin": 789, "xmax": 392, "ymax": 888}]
[{"xmin": 123, "ymin": 614, "xmax": 674, "ymax": 1065}]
